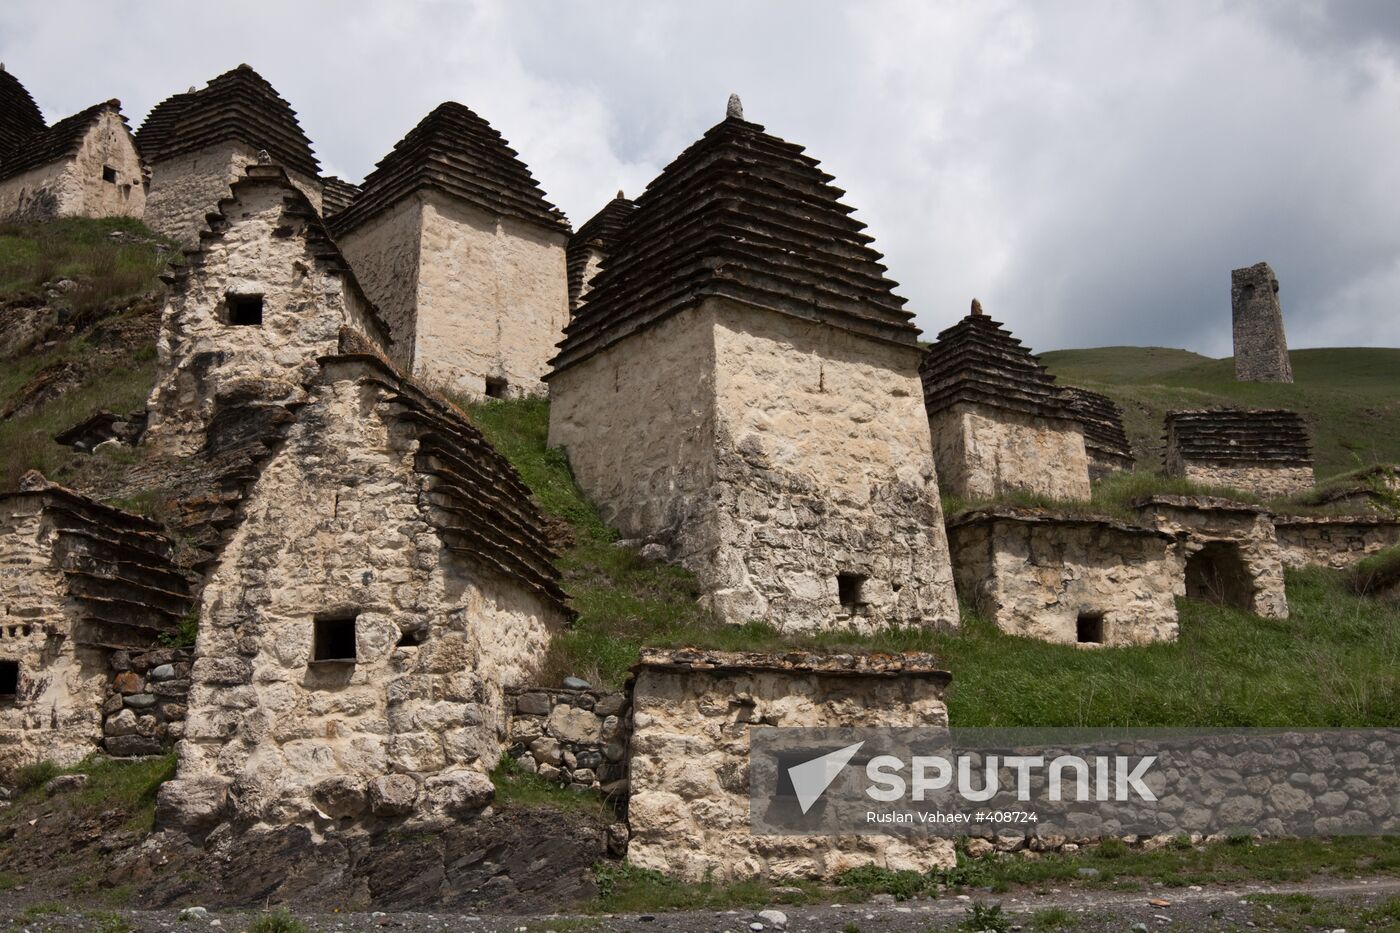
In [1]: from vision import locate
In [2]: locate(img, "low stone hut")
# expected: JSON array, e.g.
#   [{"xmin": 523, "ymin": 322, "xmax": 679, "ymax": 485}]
[
  {"xmin": 142, "ymin": 162, "xmax": 393, "ymax": 456},
  {"xmin": 1060, "ymin": 386, "xmax": 1135, "ymax": 480},
  {"xmin": 0, "ymin": 79, "xmax": 144, "ymax": 223},
  {"xmin": 626, "ymin": 648, "xmax": 954, "ymax": 882},
  {"xmin": 546, "ymin": 98, "xmax": 957, "ymax": 632},
  {"xmin": 331, "ymin": 102, "xmax": 571, "ymax": 399},
  {"xmin": 566, "ymin": 192, "xmax": 635, "ymax": 311},
  {"xmin": 945, "ymin": 507, "xmax": 1183, "ymax": 645},
  {"xmin": 0, "ymin": 474, "xmax": 189, "ymax": 774},
  {"xmin": 159, "ymin": 353, "xmax": 570, "ymax": 832},
  {"xmin": 1164, "ymin": 408, "xmax": 1314, "ymax": 498},
  {"xmin": 920, "ymin": 301, "xmax": 1091, "ymax": 501},
  {"xmin": 1133, "ymin": 495, "xmax": 1288, "ymax": 618},
  {"xmin": 137, "ymin": 65, "xmax": 322, "ymax": 245}
]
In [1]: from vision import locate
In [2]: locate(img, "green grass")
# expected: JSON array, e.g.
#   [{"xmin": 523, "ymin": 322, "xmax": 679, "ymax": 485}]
[
  {"xmin": 1040, "ymin": 346, "xmax": 1400, "ymax": 479},
  {"xmin": 463, "ymin": 399, "xmax": 1400, "ymax": 725},
  {"xmin": 1351, "ymin": 545, "xmax": 1400, "ymax": 598},
  {"xmin": 246, "ymin": 909, "xmax": 309, "ymax": 933},
  {"xmin": 590, "ymin": 861, "xmax": 824, "ymax": 914},
  {"xmin": 489, "ymin": 756, "xmax": 614, "ymax": 821},
  {"xmin": 1, "ymin": 754, "xmax": 175, "ymax": 835},
  {"xmin": 0, "ymin": 216, "xmax": 173, "ymax": 312},
  {"xmin": 1246, "ymin": 892, "xmax": 1400, "ymax": 931}
]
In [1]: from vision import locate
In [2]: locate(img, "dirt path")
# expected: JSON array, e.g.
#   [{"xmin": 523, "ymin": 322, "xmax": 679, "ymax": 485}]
[{"xmin": 8, "ymin": 875, "xmax": 1400, "ymax": 932}]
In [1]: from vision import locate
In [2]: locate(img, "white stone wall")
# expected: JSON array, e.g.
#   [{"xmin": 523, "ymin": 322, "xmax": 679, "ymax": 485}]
[
  {"xmin": 947, "ymin": 515, "xmax": 1183, "ymax": 645},
  {"xmin": 144, "ymin": 141, "xmax": 323, "ymax": 246},
  {"xmin": 1176, "ymin": 461, "xmax": 1315, "ymax": 499},
  {"xmin": 549, "ymin": 299, "xmax": 958, "ymax": 632},
  {"xmin": 334, "ymin": 195, "xmax": 421, "ymax": 372},
  {"xmin": 929, "ymin": 402, "xmax": 1092, "ymax": 502},
  {"xmin": 627, "ymin": 665, "xmax": 955, "ymax": 882},
  {"xmin": 168, "ymin": 372, "xmax": 561, "ymax": 828},
  {"xmin": 0, "ymin": 498, "xmax": 108, "ymax": 773},
  {"xmin": 1273, "ymin": 517, "xmax": 1400, "ymax": 570},
  {"xmin": 1134, "ymin": 501, "xmax": 1289, "ymax": 619},
  {"xmin": 142, "ymin": 177, "xmax": 380, "ymax": 456},
  {"xmin": 0, "ymin": 111, "xmax": 145, "ymax": 222},
  {"xmin": 414, "ymin": 193, "xmax": 569, "ymax": 398}
]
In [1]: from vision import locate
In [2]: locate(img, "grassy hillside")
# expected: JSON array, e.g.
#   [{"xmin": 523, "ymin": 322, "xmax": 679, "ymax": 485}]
[{"xmin": 1040, "ymin": 346, "xmax": 1400, "ymax": 479}]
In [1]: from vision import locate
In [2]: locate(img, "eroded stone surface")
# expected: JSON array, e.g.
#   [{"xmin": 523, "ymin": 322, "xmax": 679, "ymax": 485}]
[{"xmin": 626, "ymin": 648, "xmax": 955, "ymax": 882}]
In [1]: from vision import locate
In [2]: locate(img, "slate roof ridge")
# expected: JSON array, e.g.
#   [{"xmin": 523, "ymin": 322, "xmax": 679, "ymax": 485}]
[
  {"xmin": 1164, "ymin": 408, "xmax": 1313, "ymax": 465},
  {"xmin": 319, "ymin": 174, "xmax": 361, "ymax": 217},
  {"xmin": 0, "ymin": 64, "xmax": 45, "ymax": 159},
  {"xmin": 566, "ymin": 192, "xmax": 637, "ymax": 309},
  {"xmin": 136, "ymin": 64, "xmax": 319, "ymax": 178},
  {"xmin": 1060, "ymin": 386, "xmax": 1133, "ymax": 460},
  {"xmin": 329, "ymin": 100, "xmax": 569, "ymax": 236},
  {"xmin": 0, "ymin": 99, "xmax": 126, "ymax": 183},
  {"xmin": 549, "ymin": 111, "xmax": 918, "ymax": 376}
]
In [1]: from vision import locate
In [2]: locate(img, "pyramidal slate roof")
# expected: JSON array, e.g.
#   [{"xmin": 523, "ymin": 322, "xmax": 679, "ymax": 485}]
[
  {"xmin": 330, "ymin": 101, "xmax": 568, "ymax": 236},
  {"xmin": 567, "ymin": 192, "xmax": 636, "ymax": 309},
  {"xmin": 0, "ymin": 65, "xmax": 45, "ymax": 158},
  {"xmin": 548, "ymin": 102, "xmax": 919, "ymax": 374},
  {"xmin": 920, "ymin": 301, "xmax": 1078, "ymax": 422},
  {"xmin": 1165, "ymin": 408, "xmax": 1312, "ymax": 465},
  {"xmin": 136, "ymin": 65, "xmax": 319, "ymax": 178},
  {"xmin": 320, "ymin": 174, "xmax": 360, "ymax": 216},
  {"xmin": 1061, "ymin": 386, "xmax": 1133, "ymax": 463},
  {"xmin": 0, "ymin": 100, "xmax": 128, "ymax": 183}
]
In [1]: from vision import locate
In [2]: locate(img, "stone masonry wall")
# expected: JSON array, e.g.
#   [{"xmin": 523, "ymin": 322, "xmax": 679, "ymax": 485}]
[
  {"xmin": 946, "ymin": 511, "xmax": 1184, "ymax": 645},
  {"xmin": 505, "ymin": 687, "xmax": 628, "ymax": 793},
  {"xmin": 549, "ymin": 299, "xmax": 958, "ymax": 632},
  {"xmin": 333, "ymin": 195, "xmax": 422, "ymax": 373},
  {"xmin": 1177, "ymin": 461, "xmax": 1315, "ymax": 500},
  {"xmin": 414, "ymin": 193, "xmax": 570, "ymax": 398},
  {"xmin": 163, "ymin": 371, "xmax": 562, "ymax": 831},
  {"xmin": 627, "ymin": 649, "xmax": 955, "ymax": 882},
  {"xmin": 102, "ymin": 647, "xmax": 192, "ymax": 758},
  {"xmin": 1133, "ymin": 497, "xmax": 1289, "ymax": 619},
  {"xmin": 0, "ymin": 499, "xmax": 107, "ymax": 773},
  {"xmin": 1273, "ymin": 516, "xmax": 1400, "ymax": 570},
  {"xmin": 929, "ymin": 402, "xmax": 1092, "ymax": 502},
  {"xmin": 0, "ymin": 110, "xmax": 145, "ymax": 222},
  {"xmin": 144, "ymin": 141, "xmax": 323, "ymax": 247},
  {"xmin": 142, "ymin": 174, "xmax": 380, "ymax": 456}
]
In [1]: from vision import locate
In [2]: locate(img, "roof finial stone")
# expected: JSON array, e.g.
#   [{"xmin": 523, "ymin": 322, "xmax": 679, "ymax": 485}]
[
  {"xmin": 971, "ymin": 298, "xmax": 983, "ymax": 316},
  {"xmin": 617, "ymin": 189, "xmax": 625, "ymax": 199},
  {"xmin": 727, "ymin": 93, "xmax": 743, "ymax": 120},
  {"xmin": 256, "ymin": 149, "xmax": 272, "ymax": 165}
]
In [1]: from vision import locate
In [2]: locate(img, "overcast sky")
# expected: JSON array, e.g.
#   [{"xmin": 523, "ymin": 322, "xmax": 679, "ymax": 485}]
[{"xmin": 3, "ymin": 0, "xmax": 1397, "ymax": 354}]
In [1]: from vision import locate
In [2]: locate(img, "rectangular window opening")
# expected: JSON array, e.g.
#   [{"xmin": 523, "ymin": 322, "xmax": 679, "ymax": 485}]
[
  {"xmin": 101, "ymin": 165, "xmax": 117, "ymax": 184},
  {"xmin": 227, "ymin": 294, "xmax": 264, "ymax": 326},
  {"xmin": 313, "ymin": 614, "xmax": 358, "ymax": 663},
  {"xmin": 1076, "ymin": 612, "xmax": 1105, "ymax": 645},
  {"xmin": 484, "ymin": 377, "xmax": 508, "ymax": 399},
  {"xmin": 837, "ymin": 573, "xmax": 867, "ymax": 611},
  {"xmin": 0, "ymin": 660, "xmax": 18, "ymax": 699}
]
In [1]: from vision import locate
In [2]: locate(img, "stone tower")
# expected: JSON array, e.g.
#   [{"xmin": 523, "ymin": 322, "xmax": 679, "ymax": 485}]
[
  {"xmin": 566, "ymin": 192, "xmax": 636, "ymax": 312},
  {"xmin": 547, "ymin": 98, "xmax": 958, "ymax": 633},
  {"xmin": 1231, "ymin": 262, "xmax": 1293, "ymax": 383},
  {"xmin": 331, "ymin": 102, "xmax": 571, "ymax": 400},
  {"xmin": 137, "ymin": 65, "xmax": 323, "ymax": 245}
]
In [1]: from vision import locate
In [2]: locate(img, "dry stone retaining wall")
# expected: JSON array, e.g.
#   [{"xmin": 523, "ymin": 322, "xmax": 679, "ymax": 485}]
[
  {"xmin": 1273, "ymin": 515, "xmax": 1400, "ymax": 570},
  {"xmin": 505, "ymin": 687, "xmax": 629, "ymax": 793},
  {"xmin": 102, "ymin": 647, "xmax": 193, "ymax": 757}
]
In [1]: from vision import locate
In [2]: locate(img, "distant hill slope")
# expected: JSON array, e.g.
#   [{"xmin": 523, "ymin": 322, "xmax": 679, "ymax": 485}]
[{"xmin": 1039, "ymin": 346, "xmax": 1400, "ymax": 479}]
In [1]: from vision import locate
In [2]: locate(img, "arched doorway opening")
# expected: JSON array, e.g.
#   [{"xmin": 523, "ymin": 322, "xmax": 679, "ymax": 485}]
[{"xmin": 1185, "ymin": 541, "xmax": 1254, "ymax": 610}]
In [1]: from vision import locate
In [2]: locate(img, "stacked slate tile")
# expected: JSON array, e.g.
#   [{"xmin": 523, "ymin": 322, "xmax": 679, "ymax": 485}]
[
  {"xmin": 549, "ymin": 107, "xmax": 918, "ymax": 374},
  {"xmin": 0, "ymin": 101, "xmax": 128, "ymax": 184},
  {"xmin": 1165, "ymin": 409, "xmax": 1313, "ymax": 467},
  {"xmin": 566, "ymin": 192, "xmax": 636, "ymax": 309},
  {"xmin": 319, "ymin": 174, "xmax": 361, "ymax": 217},
  {"xmin": 919, "ymin": 301, "xmax": 1078, "ymax": 422},
  {"xmin": 3, "ymin": 478, "xmax": 191, "ymax": 650},
  {"xmin": 330, "ymin": 101, "xmax": 568, "ymax": 237},
  {"xmin": 1060, "ymin": 386, "xmax": 1135, "ymax": 473},
  {"xmin": 136, "ymin": 64, "xmax": 319, "ymax": 178},
  {"xmin": 0, "ymin": 64, "xmax": 45, "ymax": 160}
]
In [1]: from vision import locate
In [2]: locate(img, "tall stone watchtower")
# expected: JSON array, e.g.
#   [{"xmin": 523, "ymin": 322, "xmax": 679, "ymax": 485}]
[
  {"xmin": 547, "ymin": 97, "xmax": 958, "ymax": 633},
  {"xmin": 1231, "ymin": 262, "xmax": 1293, "ymax": 383}
]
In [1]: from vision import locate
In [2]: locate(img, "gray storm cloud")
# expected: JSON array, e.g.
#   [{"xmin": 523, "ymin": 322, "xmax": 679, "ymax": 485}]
[{"xmin": 2, "ymin": 0, "xmax": 1395, "ymax": 354}]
